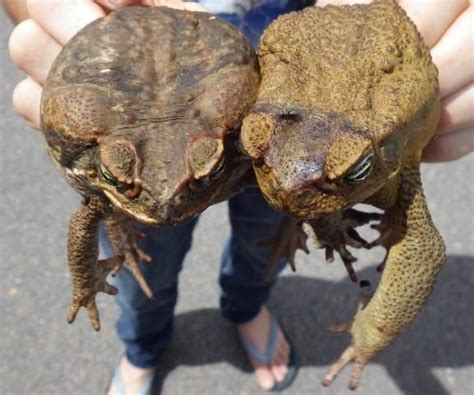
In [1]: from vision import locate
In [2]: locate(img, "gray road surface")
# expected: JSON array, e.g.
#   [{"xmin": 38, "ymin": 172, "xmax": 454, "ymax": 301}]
[{"xmin": 1, "ymin": 8, "xmax": 473, "ymax": 395}]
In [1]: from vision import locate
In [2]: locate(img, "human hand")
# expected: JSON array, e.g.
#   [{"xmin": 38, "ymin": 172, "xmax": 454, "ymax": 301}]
[
  {"xmin": 8, "ymin": 0, "xmax": 208, "ymax": 129},
  {"xmin": 318, "ymin": 0, "xmax": 473, "ymax": 162}
]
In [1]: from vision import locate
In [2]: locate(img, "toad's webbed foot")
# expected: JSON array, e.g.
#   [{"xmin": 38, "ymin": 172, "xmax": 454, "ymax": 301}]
[
  {"xmin": 304, "ymin": 209, "xmax": 382, "ymax": 282},
  {"xmin": 261, "ymin": 216, "xmax": 309, "ymax": 278},
  {"xmin": 104, "ymin": 215, "xmax": 153, "ymax": 298},
  {"xmin": 67, "ymin": 255, "xmax": 121, "ymax": 331},
  {"xmin": 322, "ymin": 345, "xmax": 365, "ymax": 391},
  {"xmin": 322, "ymin": 281, "xmax": 374, "ymax": 390}
]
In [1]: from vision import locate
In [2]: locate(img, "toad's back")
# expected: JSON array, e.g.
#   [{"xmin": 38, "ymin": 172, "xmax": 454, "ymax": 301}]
[
  {"xmin": 41, "ymin": 6, "xmax": 258, "ymax": 168},
  {"xmin": 257, "ymin": 0, "xmax": 439, "ymax": 149}
]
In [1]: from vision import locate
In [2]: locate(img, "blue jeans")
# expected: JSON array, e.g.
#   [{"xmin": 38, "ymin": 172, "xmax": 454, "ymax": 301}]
[{"xmin": 100, "ymin": 188, "xmax": 286, "ymax": 368}]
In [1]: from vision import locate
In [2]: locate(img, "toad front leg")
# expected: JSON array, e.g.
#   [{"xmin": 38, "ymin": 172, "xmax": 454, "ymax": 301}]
[
  {"xmin": 103, "ymin": 214, "xmax": 153, "ymax": 298},
  {"xmin": 322, "ymin": 162, "xmax": 445, "ymax": 389},
  {"xmin": 66, "ymin": 195, "xmax": 120, "ymax": 331},
  {"xmin": 263, "ymin": 209, "xmax": 380, "ymax": 280},
  {"xmin": 262, "ymin": 216, "xmax": 309, "ymax": 277},
  {"xmin": 304, "ymin": 209, "xmax": 382, "ymax": 282}
]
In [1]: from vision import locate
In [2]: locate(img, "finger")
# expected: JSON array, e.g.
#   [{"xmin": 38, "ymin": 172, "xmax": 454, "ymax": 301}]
[
  {"xmin": 103, "ymin": 283, "xmax": 118, "ymax": 295},
  {"xmin": 340, "ymin": 246, "xmax": 357, "ymax": 263},
  {"xmin": 99, "ymin": 255, "xmax": 123, "ymax": 271},
  {"xmin": 179, "ymin": 2, "xmax": 209, "ymax": 12},
  {"xmin": 12, "ymin": 77, "xmax": 42, "ymax": 129},
  {"xmin": 321, "ymin": 346, "xmax": 355, "ymax": 387},
  {"xmin": 288, "ymin": 255, "xmax": 296, "ymax": 272},
  {"xmin": 124, "ymin": 258, "xmax": 154, "ymax": 299},
  {"xmin": 346, "ymin": 228, "xmax": 369, "ymax": 248},
  {"xmin": 28, "ymin": 0, "xmax": 106, "ymax": 46},
  {"xmin": 150, "ymin": 0, "xmax": 209, "ymax": 12},
  {"xmin": 369, "ymin": 228, "xmax": 392, "ymax": 248},
  {"xmin": 66, "ymin": 302, "xmax": 81, "ymax": 324},
  {"xmin": 328, "ymin": 320, "xmax": 353, "ymax": 333},
  {"xmin": 325, "ymin": 247, "xmax": 335, "ymax": 263},
  {"xmin": 298, "ymin": 236, "xmax": 310, "ymax": 254},
  {"xmin": 342, "ymin": 256, "xmax": 358, "ymax": 283},
  {"xmin": 317, "ymin": 0, "xmax": 372, "ymax": 7},
  {"xmin": 376, "ymin": 255, "xmax": 387, "ymax": 273},
  {"xmin": 438, "ymin": 82, "xmax": 474, "ymax": 134},
  {"xmin": 96, "ymin": 0, "xmax": 141, "ymax": 10},
  {"xmin": 138, "ymin": 249, "xmax": 152, "ymax": 262},
  {"xmin": 398, "ymin": 0, "xmax": 469, "ymax": 48},
  {"xmin": 111, "ymin": 262, "xmax": 123, "ymax": 276},
  {"xmin": 86, "ymin": 300, "xmax": 101, "ymax": 331},
  {"xmin": 9, "ymin": 19, "xmax": 62, "ymax": 85},
  {"xmin": 431, "ymin": 5, "xmax": 474, "ymax": 98},
  {"xmin": 3, "ymin": 0, "xmax": 30, "ymax": 23},
  {"xmin": 344, "ymin": 209, "xmax": 383, "ymax": 225},
  {"xmin": 348, "ymin": 360, "xmax": 367, "ymax": 390},
  {"xmin": 422, "ymin": 128, "xmax": 473, "ymax": 162}
]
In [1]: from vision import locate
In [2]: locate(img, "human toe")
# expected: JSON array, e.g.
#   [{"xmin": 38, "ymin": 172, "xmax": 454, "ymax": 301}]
[{"xmin": 254, "ymin": 362, "xmax": 276, "ymax": 391}]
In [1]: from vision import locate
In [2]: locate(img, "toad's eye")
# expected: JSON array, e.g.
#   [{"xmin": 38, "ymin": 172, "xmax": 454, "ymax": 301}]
[
  {"xmin": 202, "ymin": 158, "xmax": 226, "ymax": 184},
  {"xmin": 98, "ymin": 163, "xmax": 119, "ymax": 187},
  {"xmin": 343, "ymin": 153, "xmax": 375, "ymax": 184},
  {"xmin": 209, "ymin": 158, "xmax": 226, "ymax": 180}
]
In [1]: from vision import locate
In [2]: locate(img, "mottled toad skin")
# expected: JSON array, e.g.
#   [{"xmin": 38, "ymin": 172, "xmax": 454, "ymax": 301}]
[
  {"xmin": 241, "ymin": 1, "xmax": 445, "ymax": 389},
  {"xmin": 40, "ymin": 6, "xmax": 259, "ymax": 330}
]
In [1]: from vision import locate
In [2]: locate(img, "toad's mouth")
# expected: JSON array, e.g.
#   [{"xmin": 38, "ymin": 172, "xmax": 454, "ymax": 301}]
[
  {"xmin": 103, "ymin": 187, "xmax": 209, "ymax": 227},
  {"xmin": 103, "ymin": 190, "xmax": 160, "ymax": 226}
]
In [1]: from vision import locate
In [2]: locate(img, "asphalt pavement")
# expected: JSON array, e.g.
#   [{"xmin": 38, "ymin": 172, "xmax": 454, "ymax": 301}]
[{"xmin": 1, "ymin": 7, "xmax": 473, "ymax": 395}]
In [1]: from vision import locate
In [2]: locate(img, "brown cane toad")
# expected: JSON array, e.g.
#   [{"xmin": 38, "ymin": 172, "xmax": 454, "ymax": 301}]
[
  {"xmin": 40, "ymin": 6, "xmax": 259, "ymax": 330},
  {"xmin": 241, "ymin": 0, "xmax": 445, "ymax": 389}
]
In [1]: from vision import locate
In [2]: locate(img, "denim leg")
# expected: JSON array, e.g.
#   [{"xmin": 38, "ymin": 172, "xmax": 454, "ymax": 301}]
[
  {"xmin": 219, "ymin": 188, "xmax": 287, "ymax": 324},
  {"xmin": 99, "ymin": 218, "xmax": 198, "ymax": 368}
]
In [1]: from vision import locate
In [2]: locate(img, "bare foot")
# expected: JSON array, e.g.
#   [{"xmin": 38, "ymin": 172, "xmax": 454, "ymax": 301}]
[
  {"xmin": 106, "ymin": 355, "xmax": 154, "ymax": 395},
  {"xmin": 237, "ymin": 306, "xmax": 291, "ymax": 391}
]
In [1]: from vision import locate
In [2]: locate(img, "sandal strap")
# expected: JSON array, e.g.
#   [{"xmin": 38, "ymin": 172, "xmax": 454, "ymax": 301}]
[
  {"xmin": 240, "ymin": 314, "xmax": 279, "ymax": 365},
  {"xmin": 111, "ymin": 365, "xmax": 153, "ymax": 395},
  {"xmin": 137, "ymin": 375, "xmax": 153, "ymax": 395},
  {"xmin": 112, "ymin": 367, "xmax": 125, "ymax": 395}
]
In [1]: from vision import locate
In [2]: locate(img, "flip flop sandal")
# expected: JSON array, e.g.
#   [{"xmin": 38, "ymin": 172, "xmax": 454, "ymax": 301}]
[
  {"xmin": 106, "ymin": 362, "xmax": 154, "ymax": 395},
  {"xmin": 239, "ymin": 311, "xmax": 299, "ymax": 392}
]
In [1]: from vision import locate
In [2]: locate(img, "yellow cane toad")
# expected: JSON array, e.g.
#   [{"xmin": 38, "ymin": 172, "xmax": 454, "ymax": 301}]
[{"xmin": 241, "ymin": 0, "xmax": 445, "ymax": 389}]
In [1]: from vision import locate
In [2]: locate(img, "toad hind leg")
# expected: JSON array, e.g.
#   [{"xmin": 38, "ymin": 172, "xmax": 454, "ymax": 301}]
[
  {"xmin": 322, "ymin": 162, "xmax": 445, "ymax": 390},
  {"xmin": 66, "ymin": 195, "xmax": 119, "ymax": 331}
]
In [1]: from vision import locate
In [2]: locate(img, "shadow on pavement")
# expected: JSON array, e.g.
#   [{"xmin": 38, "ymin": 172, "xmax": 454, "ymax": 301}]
[{"xmin": 151, "ymin": 254, "xmax": 473, "ymax": 394}]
